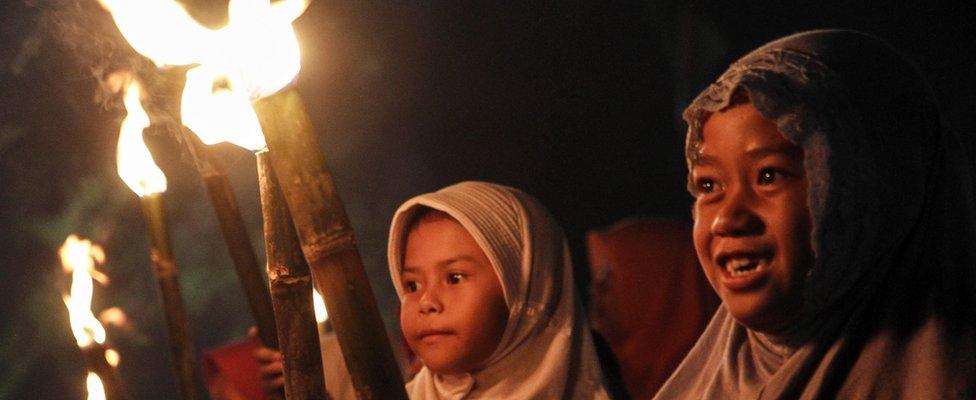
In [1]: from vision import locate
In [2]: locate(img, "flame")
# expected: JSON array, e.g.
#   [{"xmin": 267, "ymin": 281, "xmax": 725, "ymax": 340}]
[
  {"xmin": 100, "ymin": 0, "xmax": 309, "ymax": 99},
  {"xmin": 59, "ymin": 235, "xmax": 107, "ymax": 348},
  {"xmin": 100, "ymin": 0, "xmax": 309, "ymax": 152},
  {"xmin": 182, "ymin": 65, "xmax": 266, "ymax": 151},
  {"xmin": 116, "ymin": 80, "xmax": 167, "ymax": 197},
  {"xmin": 97, "ymin": 0, "xmax": 214, "ymax": 67},
  {"xmin": 312, "ymin": 288, "xmax": 328, "ymax": 323},
  {"xmin": 86, "ymin": 372, "xmax": 107, "ymax": 400}
]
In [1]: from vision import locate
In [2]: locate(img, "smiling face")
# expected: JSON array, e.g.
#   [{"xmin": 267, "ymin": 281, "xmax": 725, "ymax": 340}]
[
  {"xmin": 399, "ymin": 212, "xmax": 509, "ymax": 374},
  {"xmin": 690, "ymin": 101, "xmax": 814, "ymax": 334}
]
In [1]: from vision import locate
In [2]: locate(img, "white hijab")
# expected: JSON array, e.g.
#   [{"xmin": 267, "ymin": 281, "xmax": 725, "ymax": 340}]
[{"xmin": 388, "ymin": 181, "xmax": 610, "ymax": 399}]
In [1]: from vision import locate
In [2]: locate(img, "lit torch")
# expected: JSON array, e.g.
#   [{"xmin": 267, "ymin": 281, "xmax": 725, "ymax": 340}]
[
  {"xmin": 59, "ymin": 235, "xmax": 127, "ymax": 400},
  {"xmin": 115, "ymin": 79, "xmax": 204, "ymax": 400},
  {"xmin": 100, "ymin": 1, "xmax": 407, "ymax": 398},
  {"xmin": 237, "ymin": 5, "xmax": 408, "ymax": 398},
  {"xmin": 250, "ymin": 39, "xmax": 410, "ymax": 400},
  {"xmin": 182, "ymin": 64, "xmax": 281, "ymax": 355},
  {"xmin": 186, "ymin": 63, "xmax": 325, "ymax": 400},
  {"xmin": 102, "ymin": 0, "xmax": 282, "ymax": 359}
]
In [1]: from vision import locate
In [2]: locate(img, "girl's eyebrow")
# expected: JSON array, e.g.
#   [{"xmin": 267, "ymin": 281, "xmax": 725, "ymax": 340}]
[
  {"xmin": 435, "ymin": 255, "xmax": 480, "ymax": 269},
  {"xmin": 691, "ymin": 154, "xmax": 718, "ymax": 168},
  {"xmin": 744, "ymin": 144, "xmax": 802, "ymax": 160},
  {"xmin": 400, "ymin": 266, "xmax": 420, "ymax": 275},
  {"xmin": 401, "ymin": 255, "xmax": 480, "ymax": 274}
]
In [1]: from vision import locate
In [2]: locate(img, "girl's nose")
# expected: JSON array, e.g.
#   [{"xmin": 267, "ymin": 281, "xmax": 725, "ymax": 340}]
[
  {"xmin": 419, "ymin": 288, "xmax": 443, "ymax": 315},
  {"xmin": 711, "ymin": 186, "xmax": 764, "ymax": 237}
]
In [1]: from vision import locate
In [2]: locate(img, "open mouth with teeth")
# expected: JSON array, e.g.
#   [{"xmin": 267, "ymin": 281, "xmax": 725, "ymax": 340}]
[
  {"xmin": 715, "ymin": 253, "xmax": 772, "ymax": 290},
  {"xmin": 725, "ymin": 257, "xmax": 765, "ymax": 277}
]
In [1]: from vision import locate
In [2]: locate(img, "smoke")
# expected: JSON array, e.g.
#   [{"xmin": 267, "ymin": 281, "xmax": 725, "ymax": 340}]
[{"xmin": 28, "ymin": 0, "xmax": 216, "ymax": 150}]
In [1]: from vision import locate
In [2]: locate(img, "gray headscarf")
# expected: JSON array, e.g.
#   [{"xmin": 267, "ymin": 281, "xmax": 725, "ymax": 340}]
[{"xmin": 656, "ymin": 29, "xmax": 976, "ymax": 399}]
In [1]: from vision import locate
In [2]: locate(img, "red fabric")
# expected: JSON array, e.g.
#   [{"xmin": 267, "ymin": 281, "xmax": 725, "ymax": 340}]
[
  {"xmin": 586, "ymin": 217, "xmax": 719, "ymax": 400},
  {"xmin": 203, "ymin": 337, "xmax": 267, "ymax": 400}
]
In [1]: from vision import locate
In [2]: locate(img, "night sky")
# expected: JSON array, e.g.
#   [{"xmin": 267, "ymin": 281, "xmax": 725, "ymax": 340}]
[{"xmin": 1, "ymin": 1, "xmax": 973, "ymax": 398}]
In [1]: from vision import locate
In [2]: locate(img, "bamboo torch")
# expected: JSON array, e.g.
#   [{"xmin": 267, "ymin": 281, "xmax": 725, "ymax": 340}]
[
  {"xmin": 182, "ymin": 60, "xmax": 328, "ymax": 398},
  {"xmin": 182, "ymin": 128, "xmax": 279, "ymax": 350},
  {"xmin": 258, "ymin": 151, "xmax": 328, "ymax": 400},
  {"xmin": 176, "ymin": 66, "xmax": 279, "ymax": 349},
  {"xmin": 115, "ymin": 80, "xmax": 205, "ymax": 400},
  {"xmin": 241, "ymin": 3, "xmax": 408, "ymax": 396},
  {"xmin": 59, "ymin": 235, "xmax": 127, "ymax": 400},
  {"xmin": 253, "ymin": 88, "xmax": 407, "ymax": 400}
]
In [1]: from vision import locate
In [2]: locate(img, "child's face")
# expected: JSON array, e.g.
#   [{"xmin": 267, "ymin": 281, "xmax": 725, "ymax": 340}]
[
  {"xmin": 399, "ymin": 216, "xmax": 509, "ymax": 374},
  {"xmin": 690, "ymin": 102, "xmax": 814, "ymax": 333}
]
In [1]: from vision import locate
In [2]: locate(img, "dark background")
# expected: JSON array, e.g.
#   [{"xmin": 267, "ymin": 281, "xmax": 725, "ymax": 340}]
[{"xmin": 1, "ymin": 1, "xmax": 973, "ymax": 398}]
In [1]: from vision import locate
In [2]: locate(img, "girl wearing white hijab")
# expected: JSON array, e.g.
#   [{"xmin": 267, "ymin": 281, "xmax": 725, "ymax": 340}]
[
  {"xmin": 388, "ymin": 181, "xmax": 610, "ymax": 399},
  {"xmin": 656, "ymin": 29, "xmax": 976, "ymax": 399}
]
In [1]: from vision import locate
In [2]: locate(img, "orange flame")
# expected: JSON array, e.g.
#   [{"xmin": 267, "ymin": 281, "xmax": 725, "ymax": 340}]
[
  {"xmin": 99, "ymin": 0, "xmax": 309, "ymax": 152},
  {"xmin": 116, "ymin": 80, "xmax": 167, "ymax": 197},
  {"xmin": 59, "ymin": 235, "xmax": 107, "ymax": 348},
  {"xmin": 313, "ymin": 288, "xmax": 328, "ymax": 323}
]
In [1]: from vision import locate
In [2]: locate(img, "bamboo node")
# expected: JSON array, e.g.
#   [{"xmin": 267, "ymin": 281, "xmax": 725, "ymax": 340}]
[
  {"xmin": 304, "ymin": 231, "xmax": 357, "ymax": 261},
  {"xmin": 271, "ymin": 275, "xmax": 312, "ymax": 287},
  {"xmin": 150, "ymin": 250, "xmax": 178, "ymax": 278},
  {"xmin": 267, "ymin": 262, "xmax": 288, "ymax": 280}
]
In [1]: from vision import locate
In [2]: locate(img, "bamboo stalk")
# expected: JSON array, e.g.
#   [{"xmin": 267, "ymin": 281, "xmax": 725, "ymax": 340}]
[
  {"xmin": 139, "ymin": 193, "xmax": 206, "ymax": 400},
  {"xmin": 258, "ymin": 150, "xmax": 328, "ymax": 400},
  {"xmin": 81, "ymin": 343, "xmax": 127, "ymax": 400},
  {"xmin": 182, "ymin": 131, "xmax": 279, "ymax": 349},
  {"xmin": 253, "ymin": 87, "xmax": 407, "ymax": 400}
]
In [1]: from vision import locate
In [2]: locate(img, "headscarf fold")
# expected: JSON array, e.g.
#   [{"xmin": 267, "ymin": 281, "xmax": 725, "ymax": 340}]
[
  {"xmin": 388, "ymin": 181, "xmax": 609, "ymax": 399},
  {"xmin": 656, "ymin": 29, "xmax": 976, "ymax": 399}
]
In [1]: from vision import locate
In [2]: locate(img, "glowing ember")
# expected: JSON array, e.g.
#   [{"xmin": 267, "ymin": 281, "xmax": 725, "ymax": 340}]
[
  {"xmin": 60, "ymin": 235, "xmax": 108, "ymax": 348},
  {"xmin": 312, "ymin": 288, "xmax": 328, "ymax": 323},
  {"xmin": 99, "ymin": 0, "xmax": 309, "ymax": 151},
  {"xmin": 86, "ymin": 372, "xmax": 107, "ymax": 400},
  {"xmin": 105, "ymin": 349, "xmax": 121, "ymax": 368},
  {"xmin": 116, "ymin": 80, "xmax": 167, "ymax": 197},
  {"xmin": 98, "ymin": 307, "xmax": 128, "ymax": 329}
]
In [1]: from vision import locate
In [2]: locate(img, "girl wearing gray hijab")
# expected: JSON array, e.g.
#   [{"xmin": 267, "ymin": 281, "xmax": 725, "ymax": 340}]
[{"xmin": 656, "ymin": 29, "xmax": 976, "ymax": 399}]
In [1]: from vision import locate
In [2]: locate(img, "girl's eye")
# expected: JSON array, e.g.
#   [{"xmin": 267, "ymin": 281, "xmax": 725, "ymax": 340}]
[
  {"xmin": 693, "ymin": 177, "xmax": 717, "ymax": 196},
  {"xmin": 757, "ymin": 168, "xmax": 785, "ymax": 185},
  {"xmin": 447, "ymin": 273, "xmax": 464, "ymax": 284},
  {"xmin": 698, "ymin": 179, "xmax": 715, "ymax": 193},
  {"xmin": 403, "ymin": 281, "xmax": 419, "ymax": 293}
]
